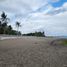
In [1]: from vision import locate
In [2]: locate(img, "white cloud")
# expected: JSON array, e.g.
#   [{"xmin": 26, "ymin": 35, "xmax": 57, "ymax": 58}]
[
  {"xmin": 63, "ymin": 2, "xmax": 67, "ymax": 9},
  {"xmin": 0, "ymin": 0, "xmax": 49, "ymax": 22},
  {"xmin": 0, "ymin": 0, "xmax": 67, "ymax": 36},
  {"xmin": 21, "ymin": 9, "xmax": 67, "ymax": 36}
]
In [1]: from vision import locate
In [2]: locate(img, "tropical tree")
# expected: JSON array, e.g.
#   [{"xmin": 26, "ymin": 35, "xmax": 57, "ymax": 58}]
[
  {"xmin": 8, "ymin": 25, "xmax": 12, "ymax": 30},
  {"xmin": 1, "ymin": 12, "xmax": 7, "ymax": 21},
  {"xmin": 15, "ymin": 21, "xmax": 21, "ymax": 35},
  {"xmin": 0, "ymin": 21, "xmax": 1, "ymax": 28},
  {"xmin": 0, "ymin": 21, "xmax": 2, "ymax": 34},
  {"xmin": 0, "ymin": 21, "xmax": 1, "ymax": 26},
  {"xmin": 0, "ymin": 12, "xmax": 9, "ymax": 34},
  {"xmin": 6, "ymin": 25, "xmax": 12, "ymax": 34}
]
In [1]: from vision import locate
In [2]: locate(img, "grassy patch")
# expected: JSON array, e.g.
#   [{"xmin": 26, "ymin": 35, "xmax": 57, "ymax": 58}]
[
  {"xmin": 61, "ymin": 40, "xmax": 67, "ymax": 46},
  {"xmin": 51, "ymin": 39, "xmax": 67, "ymax": 46}
]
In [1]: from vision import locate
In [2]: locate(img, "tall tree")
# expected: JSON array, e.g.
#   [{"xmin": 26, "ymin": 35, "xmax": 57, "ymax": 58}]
[
  {"xmin": 0, "ymin": 21, "xmax": 2, "ymax": 33},
  {"xmin": 0, "ymin": 21, "xmax": 1, "ymax": 26},
  {"xmin": 15, "ymin": 21, "xmax": 21, "ymax": 35},
  {"xmin": 7, "ymin": 25, "xmax": 12, "ymax": 34},
  {"xmin": 8, "ymin": 25, "xmax": 12, "ymax": 30},
  {"xmin": 0, "ymin": 12, "xmax": 9, "ymax": 34},
  {"xmin": 1, "ymin": 12, "xmax": 7, "ymax": 21}
]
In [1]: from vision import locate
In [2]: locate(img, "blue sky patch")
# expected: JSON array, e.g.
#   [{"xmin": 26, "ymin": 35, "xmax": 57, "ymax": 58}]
[{"xmin": 50, "ymin": 0, "xmax": 67, "ymax": 7}]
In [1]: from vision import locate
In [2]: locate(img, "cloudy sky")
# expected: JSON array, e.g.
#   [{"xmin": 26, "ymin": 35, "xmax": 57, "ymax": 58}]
[{"xmin": 0, "ymin": 0, "xmax": 67, "ymax": 36}]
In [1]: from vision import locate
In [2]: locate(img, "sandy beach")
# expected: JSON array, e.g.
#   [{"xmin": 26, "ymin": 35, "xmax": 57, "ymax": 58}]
[{"xmin": 0, "ymin": 36, "xmax": 67, "ymax": 67}]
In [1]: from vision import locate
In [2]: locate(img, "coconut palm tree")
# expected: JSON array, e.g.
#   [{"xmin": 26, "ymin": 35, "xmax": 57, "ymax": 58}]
[
  {"xmin": 0, "ymin": 12, "xmax": 10, "ymax": 34},
  {"xmin": 16, "ymin": 21, "xmax": 21, "ymax": 35}
]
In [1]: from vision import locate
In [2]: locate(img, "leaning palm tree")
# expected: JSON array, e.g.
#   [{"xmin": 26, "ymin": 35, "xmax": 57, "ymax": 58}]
[{"xmin": 15, "ymin": 21, "xmax": 21, "ymax": 35}]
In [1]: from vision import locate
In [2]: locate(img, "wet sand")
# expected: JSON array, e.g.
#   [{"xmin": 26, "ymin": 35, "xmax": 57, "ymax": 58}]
[{"xmin": 0, "ymin": 37, "xmax": 67, "ymax": 67}]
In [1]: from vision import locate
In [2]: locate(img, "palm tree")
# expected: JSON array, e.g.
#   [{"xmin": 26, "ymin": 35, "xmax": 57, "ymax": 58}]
[
  {"xmin": 8, "ymin": 25, "xmax": 12, "ymax": 30},
  {"xmin": 16, "ymin": 21, "xmax": 21, "ymax": 35},
  {"xmin": 0, "ymin": 12, "xmax": 10, "ymax": 34},
  {"xmin": 0, "ymin": 21, "xmax": 1, "ymax": 39},
  {"xmin": 7, "ymin": 25, "xmax": 12, "ymax": 34},
  {"xmin": 0, "ymin": 21, "xmax": 1, "ymax": 27},
  {"xmin": 1, "ymin": 12, "xmax": 7, "ymax": 21}
]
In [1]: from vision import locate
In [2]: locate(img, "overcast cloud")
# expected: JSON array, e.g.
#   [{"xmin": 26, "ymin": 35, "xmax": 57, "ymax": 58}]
[{"xmin": 0, "ymin": 0, "xmax": 67, "ymax": 36}]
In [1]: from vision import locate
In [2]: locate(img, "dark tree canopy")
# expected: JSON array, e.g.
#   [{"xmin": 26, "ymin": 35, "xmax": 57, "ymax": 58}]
[
  {"xmin": 1, "ymin": 12, "xmax": 7, "ymax": 21},
  {"xmin": 16, "ymin": 21, "xmax": 21, "ymax": 28},
  {"xmin": 0, "ymin": 12, "xmax": 21, "ymax": 35},
  {"xmin": 23, "ymin": 31, "xmax": 45, "ymax": 37}
]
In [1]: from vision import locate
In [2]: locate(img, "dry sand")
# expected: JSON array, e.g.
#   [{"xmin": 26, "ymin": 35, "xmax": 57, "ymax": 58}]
[{"xmin": 0, "ymin": 36, "xmax": 67, "ymax": 67}]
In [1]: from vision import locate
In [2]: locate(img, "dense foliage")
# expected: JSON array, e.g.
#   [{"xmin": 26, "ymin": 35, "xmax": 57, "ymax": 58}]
[
  {"xmin": 0, "ymin": 12, "xmax": 21, "ymax": 35},
  {"xmin": 23, "ymin": 31, "xmax": 45, "ymax": 37}
]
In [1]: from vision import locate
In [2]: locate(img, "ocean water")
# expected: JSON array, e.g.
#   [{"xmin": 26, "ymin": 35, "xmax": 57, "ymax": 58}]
[{"xmin": 57, "ymin": 36, "xmax": 67, "ymax": 39}]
